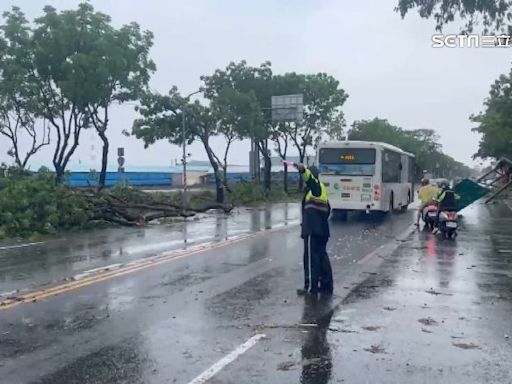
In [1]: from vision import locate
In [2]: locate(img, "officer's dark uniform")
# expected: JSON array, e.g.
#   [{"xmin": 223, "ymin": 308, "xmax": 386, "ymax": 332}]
[{"xmin": 299, "ymin": 166, "xmax": 333, "ymax": 295}]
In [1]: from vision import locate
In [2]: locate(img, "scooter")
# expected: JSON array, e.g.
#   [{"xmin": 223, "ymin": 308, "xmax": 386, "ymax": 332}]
[
  {"xmin": 422, "ymin": 202, "xmax": 438, "ymax": 231},
  {"xmin": 437, "ymin": 210, "xmax": 458, "ymax": 239}
]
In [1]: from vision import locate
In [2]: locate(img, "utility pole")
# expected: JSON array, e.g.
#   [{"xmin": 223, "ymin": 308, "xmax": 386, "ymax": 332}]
[{"xmin": 182, "ymin": 90, "xmax": 201, "ymax": 211}]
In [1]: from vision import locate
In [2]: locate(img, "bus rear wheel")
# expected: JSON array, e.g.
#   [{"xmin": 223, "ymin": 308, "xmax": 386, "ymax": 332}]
[
  {"xmin": 388, "ymin": 194, "xmax": 394, "ymax": 214},
  {"xmin": 401, "ymin": 192, "xmax": 411, "ymax": 212},
  {"xmin": 332, "ymin": 209, "xmax": 348, "ymax": 221}
]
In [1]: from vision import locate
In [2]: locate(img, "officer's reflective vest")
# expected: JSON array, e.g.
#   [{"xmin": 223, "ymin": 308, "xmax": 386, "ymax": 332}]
[
  {"xmin": 301, "ymin": 168, "xmax": 331, "ymax": 238},
  {"xmin": 303, "ymin": 169, "xmax": 330, "ymax": 213}
]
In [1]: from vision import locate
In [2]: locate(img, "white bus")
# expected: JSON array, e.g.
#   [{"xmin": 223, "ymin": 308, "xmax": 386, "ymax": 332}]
[{"xmin": 316, "ymin": 141, "xmax": 415, "ymax": 218}]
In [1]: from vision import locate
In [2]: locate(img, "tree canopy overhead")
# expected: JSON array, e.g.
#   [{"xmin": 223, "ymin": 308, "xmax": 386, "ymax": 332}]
[
  {"xmin": 0, "ymin": 7, "xmax": 49, "ymax": 169},
  {"xmin": 348, "ymin": 118, "xmax": 473, "ymax": 179},
  {"xmin": 201, "ymin": 60, "xmax": 348, "ymax": 191},
  {"xmin": 0, "ymin": 3, "xmax": 155, "ymax": 184},
  {"xmin": 471, "ymin": 67, "xmax": 512, "ymax": 160},
  {"xmin": 396, "ymin": 0, "xmax": 512, "ymax": 34}
]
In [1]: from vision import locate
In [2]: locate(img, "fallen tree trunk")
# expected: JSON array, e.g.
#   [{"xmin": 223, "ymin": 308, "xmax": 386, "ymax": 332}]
[{"xmin": 84, "ymin": 189, "xmax": 233, "ymax": 227}]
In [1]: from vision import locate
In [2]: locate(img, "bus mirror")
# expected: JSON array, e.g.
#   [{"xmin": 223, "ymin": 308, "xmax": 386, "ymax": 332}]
[{"xmin": 399, "ymin": 163, "xmax": 403, "ymax": 170}]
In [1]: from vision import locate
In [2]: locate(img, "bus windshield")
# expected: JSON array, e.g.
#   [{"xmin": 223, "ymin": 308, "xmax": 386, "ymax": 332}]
[{"xmin": 318, "ymin": 148, "xmax": 376, "ymax": 176}]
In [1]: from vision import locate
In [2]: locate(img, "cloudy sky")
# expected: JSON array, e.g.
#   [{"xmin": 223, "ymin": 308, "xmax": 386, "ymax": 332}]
[{"xmin": 0, "ymin": 0, "xmax": 510, "ymax": 170}]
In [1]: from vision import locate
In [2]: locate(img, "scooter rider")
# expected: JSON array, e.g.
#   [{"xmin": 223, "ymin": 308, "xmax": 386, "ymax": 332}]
[
  {"xmin": 294, "ymin": 163, "xmax": 333, "ymax": 296},
  {"xmin": 433, "ymin": 181, "xmax": 460, "ymax": 229},
  {"xmin": 415, "ymin": 178, "xmax": 439, "ymax": 226}
]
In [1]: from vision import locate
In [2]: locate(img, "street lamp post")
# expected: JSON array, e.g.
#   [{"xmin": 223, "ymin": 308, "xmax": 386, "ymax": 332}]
[{"xmin": 182, "ymin": 90, "xmax": 201, "ymax": 212}]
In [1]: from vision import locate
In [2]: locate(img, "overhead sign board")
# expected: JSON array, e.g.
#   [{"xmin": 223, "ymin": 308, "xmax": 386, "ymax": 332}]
[{"xmin": 271, "ymin": 94, "xmax": 303, "ymax": 123}]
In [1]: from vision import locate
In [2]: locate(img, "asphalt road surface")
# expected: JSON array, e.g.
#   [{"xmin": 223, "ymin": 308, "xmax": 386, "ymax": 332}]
[{"xmin": 1, "ymin": 201, "xmax": 511, "ymax": 384}]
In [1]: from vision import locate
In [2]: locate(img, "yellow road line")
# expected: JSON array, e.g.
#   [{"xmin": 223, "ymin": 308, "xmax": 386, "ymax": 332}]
[{"xmin": 0, "ymin": 225, "xmax": 295, "ymax": 311}]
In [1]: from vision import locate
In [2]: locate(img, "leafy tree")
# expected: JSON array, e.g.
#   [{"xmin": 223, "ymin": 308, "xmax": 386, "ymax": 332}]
[
  {"xmin": 202, "ymin": 64, "xmax": 348, "ymax": 193},
  {"xmin": 0, "ymin": 7, "xmax": 49, "ymax": 169},
  {"xmin": 0, "ymin": 4, "xmax": 155, "ymax": 185},
  {"xmin": 348, "ymin": 118, "xmax": 472, "ymax": 179},
  {"xmin": 0, "ymin": 166, "xmax": 91, "ymax": 239},
  {"xmin": 133, "ymin": 87, "xmax": 228, "ymax": 203},
  {"xmin": 272, "ymin": 121, "xmax": 292, "ymax": 192},
  {"xmin": 202, "ymin": 60, "xmax": 274, "ymax": 191},
  {"xmin": 210, "ymin": 87, "xmax": 263, "ymax": 189},
  {"xmin": 395, "ymin": 0, "xmax": 512, "ymax": 34},
  {"xmin": 270, "ymin": 72, "xmax": 348, "ymax": 191},
  {"xmin": 295, "ymin": 73, "xmax": 347, "ymax": 163},
  {"xmin": 471, "ymin": 68, "xmax": 512, "ymax": 160}
]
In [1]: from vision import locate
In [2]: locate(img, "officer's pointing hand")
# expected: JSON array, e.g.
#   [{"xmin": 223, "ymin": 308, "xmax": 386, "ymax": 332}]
[{"xmin": 295, "ymin": 163, "xmax": 305, "ymax": 172}]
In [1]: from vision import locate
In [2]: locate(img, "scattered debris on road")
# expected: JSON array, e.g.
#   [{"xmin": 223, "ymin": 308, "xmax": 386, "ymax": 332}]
[
  {"xmin": 362, "ymin": 326, "xmax": 382, "ymax": 331},
  {"xmin": 453, "ymin": 342, "xmax": 480, "ymax": 350},
  {"xmin": 425, "ymin": 289, "xmax": 453, "ymax": 296},
  {"xmin": 364, "ymin": 344, "xmax": 386, "ymax": 354},
  {"xmin": 418, "ymin": 317, "xmax": 438, "ymax": 326},
  {"xmin": 277, "ymin": 361, "xmax": 297, "ymax": 371}
]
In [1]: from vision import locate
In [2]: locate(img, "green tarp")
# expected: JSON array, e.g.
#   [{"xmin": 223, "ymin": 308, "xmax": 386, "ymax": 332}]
[{"xmin": 453, "ymin": 179, "xmax": 491, "ymax": 212}]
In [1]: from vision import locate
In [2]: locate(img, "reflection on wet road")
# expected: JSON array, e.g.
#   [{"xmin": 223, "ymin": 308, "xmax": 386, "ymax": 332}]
[
  {"xmin": 1, "ymin": 201, "xmax": 511, "ymax": 383},
  {"xmin": 0, "ymin": 204, "xmax": 300, "ymax": 294}
]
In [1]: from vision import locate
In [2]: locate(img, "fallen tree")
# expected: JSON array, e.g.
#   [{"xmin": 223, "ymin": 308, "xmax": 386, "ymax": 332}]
[
  {"xmin": 0, "ymin": 168, "xmax": 233, "ymax": 239},
  {"xmin": 85, "ymin": 189, "xmax": 233, "ymax": 227}
]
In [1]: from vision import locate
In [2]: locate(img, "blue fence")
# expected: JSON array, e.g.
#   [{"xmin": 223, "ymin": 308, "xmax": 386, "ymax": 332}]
[
  {"xmin": 203, "ymin": 171, "xmax": 301, "ymax": 186},
  {"xmin": 66, "ymin": 172, "xmax": 173, "ymax": 187},
  {"xmin": 204, "ymin": 172, "xmax": 251, "ymax": 185},
  {"xmin": 66, "ymin": 171, "xmax": 301, "ymax": 188}
]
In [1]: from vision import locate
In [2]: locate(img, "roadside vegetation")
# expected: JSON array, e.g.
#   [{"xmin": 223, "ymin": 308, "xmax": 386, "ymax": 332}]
[
  {"xmin": 0, "ymin": 165, "xmax": 302, "ymax": 240},
  {"xmin": 2, "ymin": 1, "xmax": 511, "ymax": 239}
]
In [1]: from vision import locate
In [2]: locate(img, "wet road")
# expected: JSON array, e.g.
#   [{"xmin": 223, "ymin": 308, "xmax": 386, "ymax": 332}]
[
  {"xmin": 0, "ymin": 204, "xmax": 301, "ymax": 295},
  {"xmin": 1, "ymin": 202, "xmax": 511, "ymax": 383}
]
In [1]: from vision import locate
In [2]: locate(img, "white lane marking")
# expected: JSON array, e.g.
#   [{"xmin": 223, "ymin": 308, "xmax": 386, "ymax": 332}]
[
  {"xmin": 0, "ymin": 242, "xmax": 44, "ymax": 251},
  {"xmin": 72, "ymin": 263, "xmax": 123, "ymax": 280},
  {"xmin": 357, "ymin": 224, "xmax": 416, "ymax": 265},
  {"xmin": 0, "ymin": 290, "xmax": 19, "ymax": 298},
  {"xmin": 187, "ymin": 334, "xmax": 266, "ymax": 384}
]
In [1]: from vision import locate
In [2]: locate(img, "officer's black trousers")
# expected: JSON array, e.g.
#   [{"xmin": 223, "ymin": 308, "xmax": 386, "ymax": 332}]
[{"xmin": 303, "ymin": 235, "xmax": 333, "ymax": 293}]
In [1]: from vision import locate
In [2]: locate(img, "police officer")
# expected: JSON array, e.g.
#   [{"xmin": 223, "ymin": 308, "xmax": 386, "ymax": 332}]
[{"xmin": 294, "ymin": 163, "xmax": 333, "ymax": 296}]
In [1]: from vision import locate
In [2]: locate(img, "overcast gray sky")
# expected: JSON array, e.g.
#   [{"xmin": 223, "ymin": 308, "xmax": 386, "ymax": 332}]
[{"xmin": 1, "ymin": 0, "xmax": 510, "ymax": 170}]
